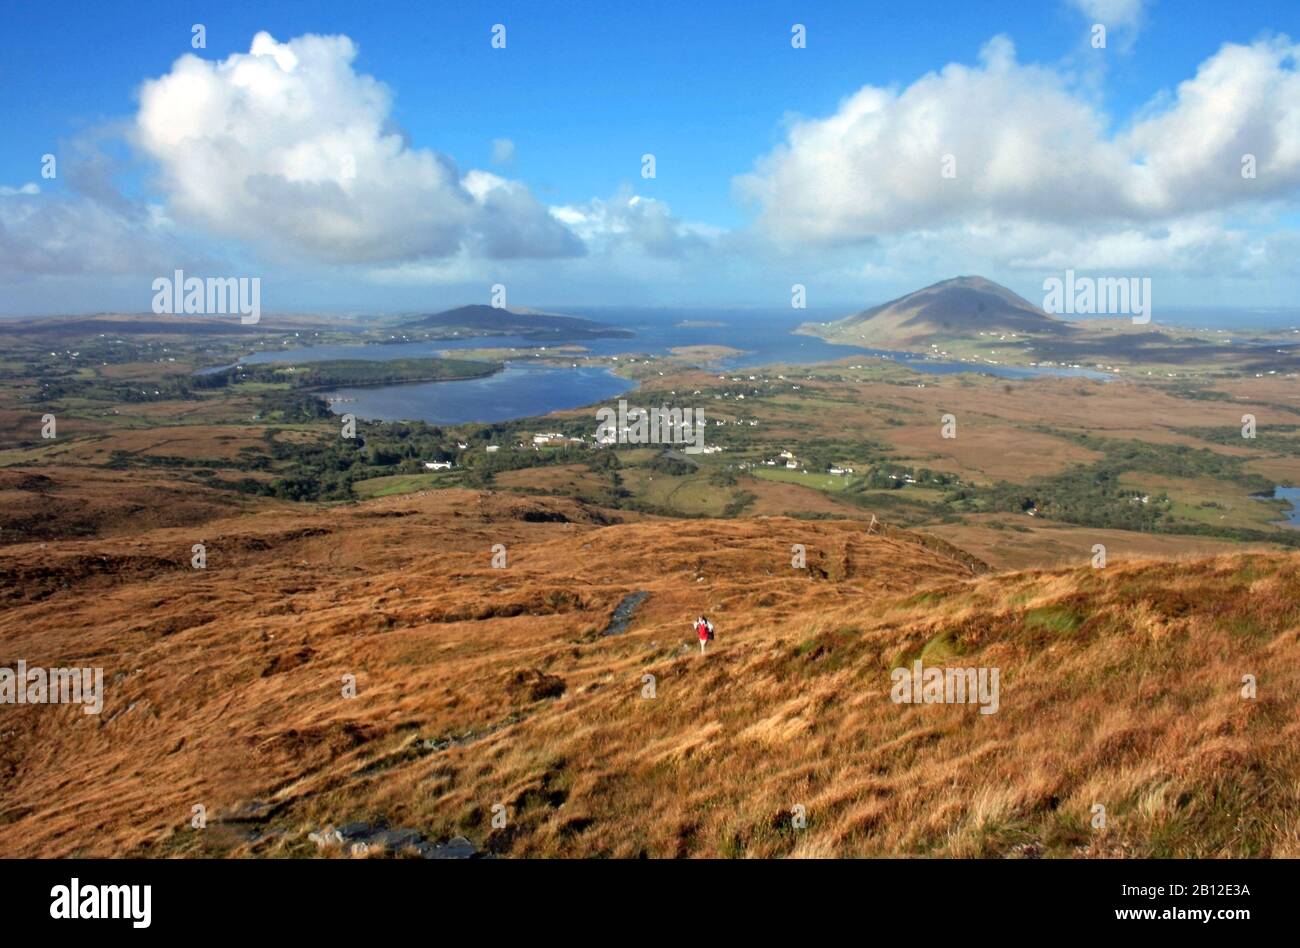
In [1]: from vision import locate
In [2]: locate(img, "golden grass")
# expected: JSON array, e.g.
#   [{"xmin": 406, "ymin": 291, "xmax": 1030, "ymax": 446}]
[{"xmin": 0, "ymin": 488, "xmax": 1296, "ymax": 858}]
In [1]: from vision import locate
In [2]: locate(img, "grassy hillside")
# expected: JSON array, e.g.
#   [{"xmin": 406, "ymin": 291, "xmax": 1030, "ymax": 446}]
[{"xmin": 2, "ymin": 488, "xmax": 1296, "ymax": 858}]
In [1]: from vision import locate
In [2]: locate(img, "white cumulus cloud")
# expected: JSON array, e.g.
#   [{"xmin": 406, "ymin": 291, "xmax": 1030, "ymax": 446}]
[
  {"xmin": 134, "ymin": 32, "xmax": 582, "ymax": 265},
  {"xmin": 551, "ymin": 189, "xmax": 720, "ymax": 258},
  {"xmin": 736, "ymin": 36, "xmax": 1300, "ymax": 249},
  {"xmin": 0, "ymin": 187, "xmax": 188, "ymax": 279}
]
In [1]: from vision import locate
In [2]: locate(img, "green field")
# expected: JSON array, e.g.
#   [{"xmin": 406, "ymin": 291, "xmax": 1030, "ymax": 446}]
[
  {"xmin": 750, "ymin": 466, "xmax": 857, "ymax": 492},
  {"xmin": 352, "ymin": 472, "xmax": 455, "ymax": 498}
]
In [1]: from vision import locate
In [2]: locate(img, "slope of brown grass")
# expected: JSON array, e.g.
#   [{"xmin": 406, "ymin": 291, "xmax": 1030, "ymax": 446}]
[
  {"xmin": 0, "ymin": 467, "xmax": 281, "ymax": 545},
  {"xmin": 0, "ymin": 489, "xmax": 1296, "ymax": 859}
]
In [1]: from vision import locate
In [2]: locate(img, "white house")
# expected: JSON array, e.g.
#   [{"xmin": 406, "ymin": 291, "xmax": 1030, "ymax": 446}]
[
  {"xmin": 424, "ymin": 461, "xmax": 452, "ymax": 471},
  {"xmin": 785, "ymin": 460, "xmax": 798, "ymax": 469},
  {"xmin": 485, "ymin": 445, "xmax": 500, "ymax": 453}
]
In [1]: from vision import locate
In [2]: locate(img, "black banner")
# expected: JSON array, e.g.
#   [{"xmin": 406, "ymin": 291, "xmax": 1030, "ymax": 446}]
[{"xmin": 0, "ymin": 857, "xmax": 1282, "ymax": 935}]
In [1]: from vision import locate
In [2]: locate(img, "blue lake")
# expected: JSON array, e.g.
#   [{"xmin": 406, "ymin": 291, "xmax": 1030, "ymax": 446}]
[
  {"xmin": 213, "ymin": 309, "xmax": 1111, "ymax": 424},
  {"xmin": 322, "ymin": 362, "xmax": 637, "ymax": 425},
  {"xmin": 1273, "ymin": 486, "xmax": 1300, "ymax": 527}
]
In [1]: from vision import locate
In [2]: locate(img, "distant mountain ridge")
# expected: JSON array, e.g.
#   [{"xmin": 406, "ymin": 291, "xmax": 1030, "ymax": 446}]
[
  {"xmin": 403, "ymin": 304, "xmax": 632, "ymax": 340},
  {"xmin": 806, "ymin": 276, "xmax": 1069, "ymax": 349}
]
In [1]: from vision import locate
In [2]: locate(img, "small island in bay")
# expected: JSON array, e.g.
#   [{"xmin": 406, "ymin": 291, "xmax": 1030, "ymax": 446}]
[
  {"xmin": 402, "ymin": 304, "xmax": 632, "ymax": 341},
  {"xmin": 667, "ymin": 344, "xmax": 745, "ymax": 362},
  {"xmin": 212, "ymin": 356, "xmax": 501, "ymax": 390}
]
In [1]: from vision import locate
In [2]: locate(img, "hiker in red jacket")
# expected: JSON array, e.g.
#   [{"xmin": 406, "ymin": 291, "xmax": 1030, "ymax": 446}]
[{"xmin": 695, "ymin": 615, "xmax": 714, "ymax": 653}]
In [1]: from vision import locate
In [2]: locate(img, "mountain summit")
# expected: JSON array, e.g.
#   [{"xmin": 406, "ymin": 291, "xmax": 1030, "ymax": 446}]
[{"xmin": 809, "ymin": 276, "xmax": 1067, "ymax": 350}]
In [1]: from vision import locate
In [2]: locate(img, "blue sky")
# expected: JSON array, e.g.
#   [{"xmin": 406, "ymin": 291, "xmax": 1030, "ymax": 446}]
[{"xmin": 2, "ymin": 0, "xmax": 1299, "ymax": 316}]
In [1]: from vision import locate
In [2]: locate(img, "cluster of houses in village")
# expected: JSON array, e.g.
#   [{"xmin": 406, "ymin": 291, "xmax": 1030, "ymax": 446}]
[
  {"xmin": 423, "ymin": 431, "xmax": 588, "ymax": 470},
  {"xmin": 421, "ymin": 432, "xmax": 908, "ymax": 487},
  {"xmin": 532, "ymin": 431, "xmax": 584, "ymax": 447},
  {"xmin": 740, "ymin": 449, "xmax": 860, "ymax": 476},
  {"xmin": 734, "ymin": 453, "xmax": 926, "ymax": 485}
]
